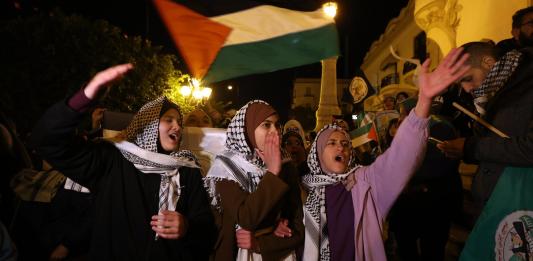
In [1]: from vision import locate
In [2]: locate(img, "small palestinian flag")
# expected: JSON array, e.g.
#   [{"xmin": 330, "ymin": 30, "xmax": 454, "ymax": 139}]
[{"xmin": 350, "ymin": 122, "xmax": 378, "ymax": 148}]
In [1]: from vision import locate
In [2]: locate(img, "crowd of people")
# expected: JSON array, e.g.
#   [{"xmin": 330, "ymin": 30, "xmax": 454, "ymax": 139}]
[{"xmin": 0, "ymin": 6, "xmax": 532, "ymax": 261}]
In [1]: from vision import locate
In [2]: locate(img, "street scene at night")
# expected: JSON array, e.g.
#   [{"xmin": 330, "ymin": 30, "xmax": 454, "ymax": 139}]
[{"xmin": 1, "ymin": 0, "xmax": 532, "ymax": 260}]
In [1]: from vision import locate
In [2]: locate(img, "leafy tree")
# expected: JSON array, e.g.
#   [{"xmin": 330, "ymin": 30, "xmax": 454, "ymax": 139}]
[{"xmin": 0, "ymin": 11, "xmax": 191, "ymax": 135}]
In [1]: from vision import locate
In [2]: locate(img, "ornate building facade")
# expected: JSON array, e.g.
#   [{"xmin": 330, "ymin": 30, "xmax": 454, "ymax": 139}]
[{"xmin": 361, "ymin": 0, "xmax": 532, "ymax": 111}]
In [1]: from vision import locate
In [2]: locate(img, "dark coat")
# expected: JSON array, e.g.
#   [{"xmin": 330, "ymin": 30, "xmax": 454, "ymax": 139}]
[
  {"xmin": 212, "ymin": 163, "xmax": 304, "ymax": 261},
  {"xmin": 464, "ymin": 47, "xmax": 533, "ymax": 208},
  {"xmin": 32, "ymin": 100, "xmax": 216, "ymax": 261}
]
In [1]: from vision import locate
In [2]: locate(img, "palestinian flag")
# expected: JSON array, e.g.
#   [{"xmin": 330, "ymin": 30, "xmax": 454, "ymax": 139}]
[
  {"xmin": 350, "ymin": 122, "xmax": 378, "ymax": 148},
  {"xmin": 460, "ymin": 167, "xmax": 533, "ymax": 261},
  {"xmin": 153, "ymin": 0, "xmax": 339, "ymax": 83}
]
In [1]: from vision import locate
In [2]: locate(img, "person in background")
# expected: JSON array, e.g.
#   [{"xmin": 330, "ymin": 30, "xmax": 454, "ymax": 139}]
[
  {"xmin": 395, "ymin": 92, "xmax": 409, "ymax": 104},
  {"xmin": 388, "ymin": 98, "xmax": 463, "ymax": 261},
  {"xmin": 383, "ymin": 96, "xmax": 396, "ymax": 111},
  {"xmin": 497, "ymin": 6, "xmax": 533, "ymax": 53},
  {"xmin": 184, "ymin": 108, "xmax": 213, "ymax": 128},
  {"xmin": 283, "ymin": 119, "xmax": 307, "ymax": 149}
]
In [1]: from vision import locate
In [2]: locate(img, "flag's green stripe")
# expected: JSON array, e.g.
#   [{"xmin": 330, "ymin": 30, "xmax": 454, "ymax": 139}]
[
  {"xmin": 350, "ymin": 123, "xmax": 373, "ymax": 139},
  {"xmin": 203, "ymin": 24, "xmax": 339, "ymax": 83}
]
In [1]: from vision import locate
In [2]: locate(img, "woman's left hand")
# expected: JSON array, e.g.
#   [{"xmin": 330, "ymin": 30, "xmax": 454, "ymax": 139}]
[
  {"xmin": 415, "ymin": 48, "xmax": 470, "ymax": 118},
  {"xmin": 274, "ymin": 219, "xmax": 292, "ymax": 238},
  {"xmin": 151, "ymin": 210, "xmax": 187, "ymax": 239},
  {"xmin": 418, "ymin": 48, "xmax": 470, "ymax": 101}
]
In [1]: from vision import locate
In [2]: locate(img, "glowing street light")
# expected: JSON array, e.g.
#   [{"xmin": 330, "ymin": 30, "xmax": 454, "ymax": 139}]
[
  {"xmin": 227, "ymin": 85, "xmax": 233, "ymax": 90},
  {"xmin": 201, "ymin": 87, "xmax": 212, "ymax": 99},
  {"xmin": 179, "ymin": 77, "xmax": 212, "ymax": 103},
  {"xmin": 179, "ymin": 85, "xmax": 192, "ymax": 96},
  {"xmin": 322, "ymin": 2, "xmax": 337, "ymax": 19}
]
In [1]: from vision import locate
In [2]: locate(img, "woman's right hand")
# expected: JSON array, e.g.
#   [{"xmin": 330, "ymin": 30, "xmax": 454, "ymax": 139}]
[
  {"xmin": 236, "ymin": 229, "xmax": 259, "ymax": 251},
  {"xmin": 84, "ymin": 63, "xmax": 133, "ymax": 99},
  {"xmin": 256, "ymin": 131, "xmax": 281, "ymax": 175}
]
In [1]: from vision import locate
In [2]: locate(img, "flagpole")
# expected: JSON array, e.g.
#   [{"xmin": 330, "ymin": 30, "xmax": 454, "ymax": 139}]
[{"xmin": 452, "ymin": 102, "xmax": 509, "ymax": 138}]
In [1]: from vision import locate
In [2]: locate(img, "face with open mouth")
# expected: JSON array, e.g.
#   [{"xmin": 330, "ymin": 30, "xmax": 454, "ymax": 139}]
[
  {"xmin": 321, "ymin": 130, "xmax": 351, "ymax": 174},
  {"xmin": 158, "ymin": 108, "xmax": 182, "ymax": 152}
]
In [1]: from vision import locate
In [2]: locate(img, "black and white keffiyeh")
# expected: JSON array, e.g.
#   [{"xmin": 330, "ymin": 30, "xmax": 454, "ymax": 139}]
[
  {"xmin": 302, "ymin": 124, "xmax": 360, "ymax": 261},
  {"xmin": 204, "ymin": 100, "xmax": 273, "ymax": 211},
  {"xmin": 472, "ymin": 50, "xmax": 522, "ymax": 115},
  {"xmin": 113, "ymin": 96, "xmax": 200, "ymax": 213}
]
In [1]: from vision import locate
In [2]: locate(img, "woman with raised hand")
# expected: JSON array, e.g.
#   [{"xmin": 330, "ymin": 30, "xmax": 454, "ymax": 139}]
[
  {"xmin": 301, "ymin": 48, "xmax": 470, "ymax": 260},
  {"xmin": 32, "ymin": 64, "xmax": 216, "ymax": 260},
  {"xmin": 204, "ymin": 100, "xmax": 304, "ymax": 261}
]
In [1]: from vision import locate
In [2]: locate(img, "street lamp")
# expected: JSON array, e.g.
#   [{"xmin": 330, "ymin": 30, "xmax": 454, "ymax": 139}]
[
  {"xmin": 322, "ymin": 2, "xmax": 337, "ymax": 18},
  {"xmin": 179, "ymin": 78, "xmax": 212, "ymax": 104},
  {"xmin": 315, "ymin": 2, "xmax": 340, "ymax": 131}
]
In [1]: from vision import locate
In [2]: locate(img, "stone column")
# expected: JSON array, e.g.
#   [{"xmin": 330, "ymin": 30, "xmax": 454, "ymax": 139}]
[{"xmin": 315, "ymin": 56, "xmax": 341, "ymax": 132}]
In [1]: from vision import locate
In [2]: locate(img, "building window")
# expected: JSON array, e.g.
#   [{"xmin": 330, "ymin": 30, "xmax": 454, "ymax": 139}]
[
  {"xmin": 414, "ymin": 32, "xmax": 427, "ymax": 62},
  {"xmin": 305, "ymin": 87, "xmax": 312, "ymax": 96}
]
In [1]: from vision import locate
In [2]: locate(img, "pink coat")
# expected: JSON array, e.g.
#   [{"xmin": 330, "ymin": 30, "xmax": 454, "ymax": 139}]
[{"xmin": 351, "ymin": 110, "xmax": 429, "ymax": 260}]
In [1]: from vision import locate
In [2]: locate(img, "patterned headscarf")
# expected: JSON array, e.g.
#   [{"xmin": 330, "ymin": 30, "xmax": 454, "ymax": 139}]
[
  {"xmin": 472, "ymin": 50, "xmax": 522, "ymax": 115},
  {"xmin": 302, "ymin": 124, "xmax": 360, "ymax": 261},
  {"xmin": 224, "ymin": 100, "xmax": 273, "ymax": 168},
  {"xmin": 112, "ymin": 96, "xmax": 200, "ymax": 213},
  {"xmin": 283, "ymin": 119, "xmax": 306, "ymax": 147},
  {"xmin": 204, "ymin": 100, "xmax": 282, "ymax": 212}
]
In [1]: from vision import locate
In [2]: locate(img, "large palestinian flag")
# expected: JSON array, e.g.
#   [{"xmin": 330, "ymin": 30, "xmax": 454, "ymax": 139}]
[{"xmin": 153, "ymin": 0, "xmax": 339, "ymax": 83}]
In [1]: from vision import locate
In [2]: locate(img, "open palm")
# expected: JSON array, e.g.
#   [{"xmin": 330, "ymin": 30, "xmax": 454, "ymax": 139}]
[
  {"xmin": 418, "ymin": 48, "xmax": 470, "ymax": 100},
  {"xmin": 84, "ymin": 63, "xmax": 133, "ymax": 99}
]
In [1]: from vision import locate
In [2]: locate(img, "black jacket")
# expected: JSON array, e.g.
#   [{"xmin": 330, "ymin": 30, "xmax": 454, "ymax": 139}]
[
  {"xmin": 464, "ymin": 47, "xmax": 533, "ymax": 207},
  {"xmin": 32, "ymin": 100, "xmax": 216, "ymax": 260}
]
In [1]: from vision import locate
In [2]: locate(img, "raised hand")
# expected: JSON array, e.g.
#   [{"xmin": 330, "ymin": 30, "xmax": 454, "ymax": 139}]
[
  {"xmin": 273, "ymin": 219, "xmax": 292, "ymax": 238},
  {"xmin": 418, "ymin": 48, "xmax": 470, "ymax": 101},
  {"xmin": 151, "ymin": 210, "xmax": 187, "ymax": 239},
  {"xmin": 256, "ymin": 131, "xmax": 281, "ymax": 175},
  {"xmin": 415, "ymin": 48, "xmax": 470, "ymax": 118},
  {"xmin": 84, "ymin": 63, "xmax": 133, "ymax": 100}
]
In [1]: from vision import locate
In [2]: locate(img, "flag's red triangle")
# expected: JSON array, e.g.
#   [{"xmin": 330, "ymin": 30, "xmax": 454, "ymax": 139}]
[{"xmin": 153, "ymin": 0, "xmax": 232, "ymax": 79}]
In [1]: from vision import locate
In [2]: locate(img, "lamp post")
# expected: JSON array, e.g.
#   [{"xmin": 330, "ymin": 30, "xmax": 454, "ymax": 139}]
[
  {"xmin": 179, "ymin": 78, "xmax": 212, "ymax": 105},
  {"xmin": 315, "ymin": 2, "xmax": 341, "ymax": 132}
]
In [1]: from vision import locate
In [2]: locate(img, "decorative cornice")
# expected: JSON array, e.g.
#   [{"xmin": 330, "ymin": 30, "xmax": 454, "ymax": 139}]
[{"xmin": 414, "ymin": 0, "xmax": 461, "ymax": 33}]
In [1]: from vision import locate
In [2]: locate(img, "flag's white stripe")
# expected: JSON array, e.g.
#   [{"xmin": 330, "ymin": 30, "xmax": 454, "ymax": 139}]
[
  {"xmin": 211, "ymin": 5, "xmax": 334, "ymax": 46},
  {"xmin": 352, "ymin": 135, "xmax": 372, "ymax": 148}
]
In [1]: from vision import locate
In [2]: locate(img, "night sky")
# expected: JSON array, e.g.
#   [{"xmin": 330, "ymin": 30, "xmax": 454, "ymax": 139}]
[{"xmin": 2, "ymin": 0, "xmax": 409, "ymax": 120}]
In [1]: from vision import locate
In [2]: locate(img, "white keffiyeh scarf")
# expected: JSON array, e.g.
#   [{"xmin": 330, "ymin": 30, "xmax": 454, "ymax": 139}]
[
  {"xmin": 302, "ymin": 124, "xmax": 360, "ymax": 261},
  {"xmin": 204, "ymin": 100, "xmax": 271, "ymax": 211},
  {"xmin": 114, "ymin": 96, "xmax": 200, "ymax": 213}
]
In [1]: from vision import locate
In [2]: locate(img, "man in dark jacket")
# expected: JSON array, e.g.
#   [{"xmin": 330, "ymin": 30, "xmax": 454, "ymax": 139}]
[
  {"xmin": 497, "ymin": 6, "xmax": 533, "ymax": 53},
  {"xmin": 438, "ymin": 42, "xmax": 533, "ymax": 216},
  {"xmin": 32, "ymin": 64, "xmax": 216, "ymax": 260}
]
